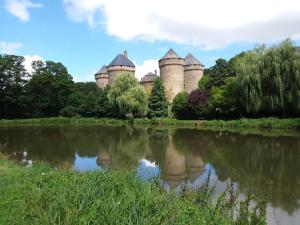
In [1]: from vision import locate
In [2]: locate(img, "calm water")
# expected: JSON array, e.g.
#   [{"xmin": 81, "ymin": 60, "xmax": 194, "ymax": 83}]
[{"xmin": 0, "ymin": 125, "xmax": 299, "ymax": 225}]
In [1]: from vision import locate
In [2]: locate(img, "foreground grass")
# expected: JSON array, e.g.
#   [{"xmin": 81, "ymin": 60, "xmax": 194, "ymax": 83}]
[
  {"xmin": 0, "ymin": 160, "xmax": 266, "ymax": 225},
  {"xmin": 0, "ymin": 117, "xmax": 299, "ymax": 130}
]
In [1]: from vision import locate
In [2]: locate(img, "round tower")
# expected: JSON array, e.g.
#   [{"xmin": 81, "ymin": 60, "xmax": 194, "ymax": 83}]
[
  {"xmin": 95, "ymin": 65, "xmax": 108, "ymax": 89},
  {"xmin": 159, "ymin": 49, "xmax": 184, "ymax": 102},
  {"xmin": 106, "ymin": 50, "xmax": 135, "ymax": 85},
  {"xmin": 184, "ymin": 53, "xmax": 204, "ymax": 93},
  {"xmin": 140, "ymin": 70, "xmax": 158, "ymax": 93}
]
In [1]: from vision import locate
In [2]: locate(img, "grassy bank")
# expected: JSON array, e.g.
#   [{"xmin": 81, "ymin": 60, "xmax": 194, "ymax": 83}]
[
  {"xmin": 0, "ymin": 117, "xmax": 299, "ymax": 130},
  {"xmin": 0, "ymin": 159, "xmax": 265, "ymax": 225}
]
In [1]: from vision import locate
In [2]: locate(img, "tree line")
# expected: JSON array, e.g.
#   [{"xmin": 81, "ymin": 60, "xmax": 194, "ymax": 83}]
[
  {"xmin": 0, "ymin": 39, "xmax": 299, "ymax": 120},
  {"xmin": 172, "ymin": 39, "xmax": 300, "ymax": 119}
]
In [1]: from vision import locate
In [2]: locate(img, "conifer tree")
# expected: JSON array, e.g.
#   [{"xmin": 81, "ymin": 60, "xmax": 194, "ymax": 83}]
[{"xmin": 148, "ymin": 77, "xmax": 168, "ymax": 118}]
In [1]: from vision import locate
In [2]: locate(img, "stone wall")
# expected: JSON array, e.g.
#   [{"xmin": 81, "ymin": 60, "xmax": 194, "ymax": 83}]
[
  {"xmin": 107, "ymin": 66, "xmax": 135, "ymax": 85},
  {"xmin": 184, "ymin": 64, "xmax": 204, "ymax": 93},
  {"xmin": 95, "ymin": 74, "xmax": 109, "ymax": 89},
  {"xmin": 159, "ymin": 58, "xmax": 184, "ymax": 102},
  {"xmin": 140, "ymin": 81, "xmax": 153, "ymax": 93}
]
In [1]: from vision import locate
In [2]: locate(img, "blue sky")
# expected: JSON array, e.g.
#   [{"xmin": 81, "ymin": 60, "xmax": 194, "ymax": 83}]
[{"xmin": 1, "ymin": 0, "xmax": 300, "ymax": 81}]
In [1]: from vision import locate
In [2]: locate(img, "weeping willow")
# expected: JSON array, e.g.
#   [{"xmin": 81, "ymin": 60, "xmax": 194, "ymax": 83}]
[
  {"xmin": 235, "ymin": 39, "xmax": 300, "ymax": 116},
  {"xmin": 260, "ymin": 47, "xmax": 284, "ymax": 115},
  {"xmin": 108, "ymin": 73, "xmax": 148, "ymax": 117},
  {"xmin": 236, "ymin": 51, "xmax": 262, "ymax": 114}
]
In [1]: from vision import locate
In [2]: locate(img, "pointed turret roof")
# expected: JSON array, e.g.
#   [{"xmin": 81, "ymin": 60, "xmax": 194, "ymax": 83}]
[
  {"xmin": 184, "ymin": 53, "xmax": 203, "ymax": 66},
  {"xmin": 160, "ymin": 48, "xmax": 182, "ymax": 60},
  {"xmin": 141, "ymin": 72, "xmax": 158, "ymax": 82},
  {"xmin": 108, "ymin": 53, "xmax": 135, "ymax": 67},
  {"xmin": 95, "ymin": 65, "xmax": 107, "ymax": 75}
]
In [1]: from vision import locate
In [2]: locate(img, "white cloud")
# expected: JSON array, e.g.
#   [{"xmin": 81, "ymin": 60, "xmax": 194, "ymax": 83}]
[
  {"xmin": 23, "ymin": 54, "xmax": 44, "ymax": 74},
  {"xmin": 4, "ymin": 0, "xmax": 43, "ymax": 22},
  {"xmin": 63, "ymin": 0, "xmax": 300, "ymax": 49},
  {"xmin": 0, "ymin": 41, "xmax": 22, "ymax": 54},
  {"xmin": 134, "ymin": 59, "xmax": 159, "ymax": 80}
]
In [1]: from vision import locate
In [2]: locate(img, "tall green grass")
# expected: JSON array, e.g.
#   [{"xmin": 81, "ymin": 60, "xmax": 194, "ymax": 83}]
[{"xmin": 0, "ymin": 160, "xmax": 266, "ymax": 225}]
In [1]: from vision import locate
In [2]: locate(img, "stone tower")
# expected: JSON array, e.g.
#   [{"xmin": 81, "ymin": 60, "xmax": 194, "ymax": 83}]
[
  {"xmin": 106, "ymin": 50, "xmax": 135, "ymax": 85},
  {"xmin": 140, "ymin": 70, "xmax": 158, "ymax": 92},
  {"xmin": 184, "ymin": 53, "xmax": 204, "ymax": 93},
  {"xmin": 159, "ymin": 49, "xmax": 184, "ymax": 102},
  {"xmin": 95, "ymin": 65, "xmax": 108, "ymax": 89}
]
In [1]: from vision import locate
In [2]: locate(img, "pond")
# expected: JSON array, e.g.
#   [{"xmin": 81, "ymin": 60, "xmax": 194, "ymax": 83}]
[{"xmin": 0, "ymin": 125, "xmax": 299, "ymax": 225}]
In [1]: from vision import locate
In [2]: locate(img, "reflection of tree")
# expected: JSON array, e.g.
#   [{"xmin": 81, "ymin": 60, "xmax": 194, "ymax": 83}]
[
  {"xmin": 146, "ymin": 128, "xmax": 168, "ymax": 169},
  {"xmin": 0, "ymin": 127, "xmax": 76, "ymax": 166},
  {"xmin": 205, "ymin": 133, "xmax": 300, "ymax": 214}
]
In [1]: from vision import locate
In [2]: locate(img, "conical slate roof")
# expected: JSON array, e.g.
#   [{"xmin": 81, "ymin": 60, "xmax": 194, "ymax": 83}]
[
  {"xmin": 95, "ymin": 65, "xmax": 107, "ymax": 75},
  {"xmin": 141, "ymin": 72, "xmax": 157, "ymax": 82},
  {"xmin": 144, "ymin": 72, "xmax": 156, "ymax": 76},
  {"xmin": 184, "ymin": 53, "xmax": 203, "ymax": 66},
  {"xmin": 160, "ymin": 48, "xmax": 182, "ymax": 60},
  {"xmin": 108, "ymin": 54, "xmax": 135, "ymax": 67}
]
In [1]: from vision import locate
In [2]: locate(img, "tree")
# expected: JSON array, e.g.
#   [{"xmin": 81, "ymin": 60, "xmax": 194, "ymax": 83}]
[
  {"xmin": 108, "ymin": 73, "xmax": 148, "ymax": 118},
  {"xmin": 208, "ymin": 77, "xmax": 238, "ymax": 118},
  {"xmin": 235, "ymin": 50, "xmax": 262, "ymax": 115},
  {"xmin": 188, "ymin": 89, "xmax": 210, "ymax": 117},
  {"xmin": 172, "ymin": 92, "xmax": 196, "ymax": 120},
  {"xmin": 148, "ymin": 77, "xmax": 168, "ymax": 118},
  {"xmin": 25, "ymin": 60, "xmax": 74, "ymax": 117},
  {"xmin": 0, "ymin": 55, "xmax": 28, "ymax": 118},
  {"xmin": 94, "ymin": 86, "xmax": 111, "ymax": 118}
]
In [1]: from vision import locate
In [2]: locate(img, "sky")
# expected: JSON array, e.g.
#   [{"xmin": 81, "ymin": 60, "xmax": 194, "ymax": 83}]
[{"xmin": 1, "ymin": 0, "xmax": 300, "ymax": 82}]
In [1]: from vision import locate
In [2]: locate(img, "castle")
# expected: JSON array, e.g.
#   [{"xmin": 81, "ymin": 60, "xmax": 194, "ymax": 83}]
[{"xmin": 95, "ymin": 49, "xmax": 204, "ymax": 102}]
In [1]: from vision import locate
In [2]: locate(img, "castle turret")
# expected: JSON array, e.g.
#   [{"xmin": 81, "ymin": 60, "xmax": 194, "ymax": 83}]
[
  {"xmin": 140, "ymin": 70, "xmax": 158, "ymax": 92},
  {"xmin": 159, "ymin": 49, "xmax": 184, "ymax": 102},
  {"xmin": 95, "ymin": 65, "xmax": 108, "ymax": 89},
  {"xmin": 106, "ymin": 50, "xmax": 135, "ymax": 84},
  {"xmin": 184, "ymin": 53, "xmax": 204, "ymax": 93}
]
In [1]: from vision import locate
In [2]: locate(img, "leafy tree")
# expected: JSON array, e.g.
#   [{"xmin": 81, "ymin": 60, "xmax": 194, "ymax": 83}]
[
  {"xmin": 60, "ymin": 106, "xmax": 77, "ymax": 117},
  {"xmin": 235, "ymin": 50, "xmax": 262, "ymax": 115},
  {"xmin": 108, "ymin": 73, "xmax": 148, "ymax": 118},
  {"xmin": 172, "ymin": 92, "xmax": 196, "ymax": 120},
  {"xmin": 188, "ymin": 89, "xmax": 210, "ymax": 117},
  {"xmin": 148, "ymin": 77, "xmax": 168, "ymax": 118},
  {"xmin": 208, "ymin": 77, "xmax": 239, "ymax": 118},
  {"xmin": 94, "ymin": 86, "xmax": 111, "ymax": 118},
  {"xmin": 67, "ymin": 82, "xmax": 98, "ymax": 117},
  {"xmin": 25, "ymin": 60, "xmax": 74, "ymax": 117},
  {"xmin": 0, "ymin": 55, "xmax": 28, "ymax": 118}
]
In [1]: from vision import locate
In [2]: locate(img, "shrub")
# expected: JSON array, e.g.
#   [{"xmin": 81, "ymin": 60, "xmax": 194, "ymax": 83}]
[
  {"xmin": 188, "ymin": 89, "xmax": 210, "ymax": 118},
  {"xmin": 172, "ymin": 92, "xmax": 197, "ymax": 120},
  {"xmin": 59, "ymin": 106, "xmax": 77, "ymax": 117}
]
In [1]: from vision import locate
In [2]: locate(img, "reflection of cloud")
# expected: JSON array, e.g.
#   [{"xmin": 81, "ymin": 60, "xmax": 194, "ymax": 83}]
[
  {"xmin": 63, "ymin": 0, "xmax": 300, "ymax": 49},
  {"xmin": 136, "ymin": 159, "xmax": 160, "ymax": 181}
]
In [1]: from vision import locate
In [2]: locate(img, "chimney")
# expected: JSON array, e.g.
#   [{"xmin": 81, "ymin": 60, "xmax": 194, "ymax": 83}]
[
  {"xmin": 154, "ymin": 70, "xmax": 157, "ymax": 75},
  {"xmin": 124, "ymin": 50, "xmax": 128, "ymax": 58}
]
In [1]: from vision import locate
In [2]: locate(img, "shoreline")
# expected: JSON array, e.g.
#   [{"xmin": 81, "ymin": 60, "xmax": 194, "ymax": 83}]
[{"xmin": 0, "ymin": 117, "xmax": 299, "ymax": 130}]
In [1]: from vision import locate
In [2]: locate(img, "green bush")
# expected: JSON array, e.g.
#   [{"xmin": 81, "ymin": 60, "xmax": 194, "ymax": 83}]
[{"xmin": 59, "ymin": 106, "xmax": 77, "ymax": 117}]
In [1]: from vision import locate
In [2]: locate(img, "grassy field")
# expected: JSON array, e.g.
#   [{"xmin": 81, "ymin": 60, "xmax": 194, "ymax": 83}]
[
  {"xmin": 0, "ymin": 159, "xmax": 266, "ymax": 225},
  {"xmin": 0, "ymin": 117, "xmax": 299, "ymax": 130}
]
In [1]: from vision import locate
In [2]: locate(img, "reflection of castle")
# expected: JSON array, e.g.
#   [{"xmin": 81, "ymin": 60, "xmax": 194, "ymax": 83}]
[
  {"xmin": 164, "ymin": 134, "xmax": 205, "ymax": 187},
  {"xmin": 95, "ymin": 49, "xmax": 204, "ymax": 102}
]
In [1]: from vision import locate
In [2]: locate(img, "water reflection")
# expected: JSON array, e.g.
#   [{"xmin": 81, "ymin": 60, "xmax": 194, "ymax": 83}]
[{"xmin": 0, "ymin": 126, "xmax": 299, "ymax": 225}]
